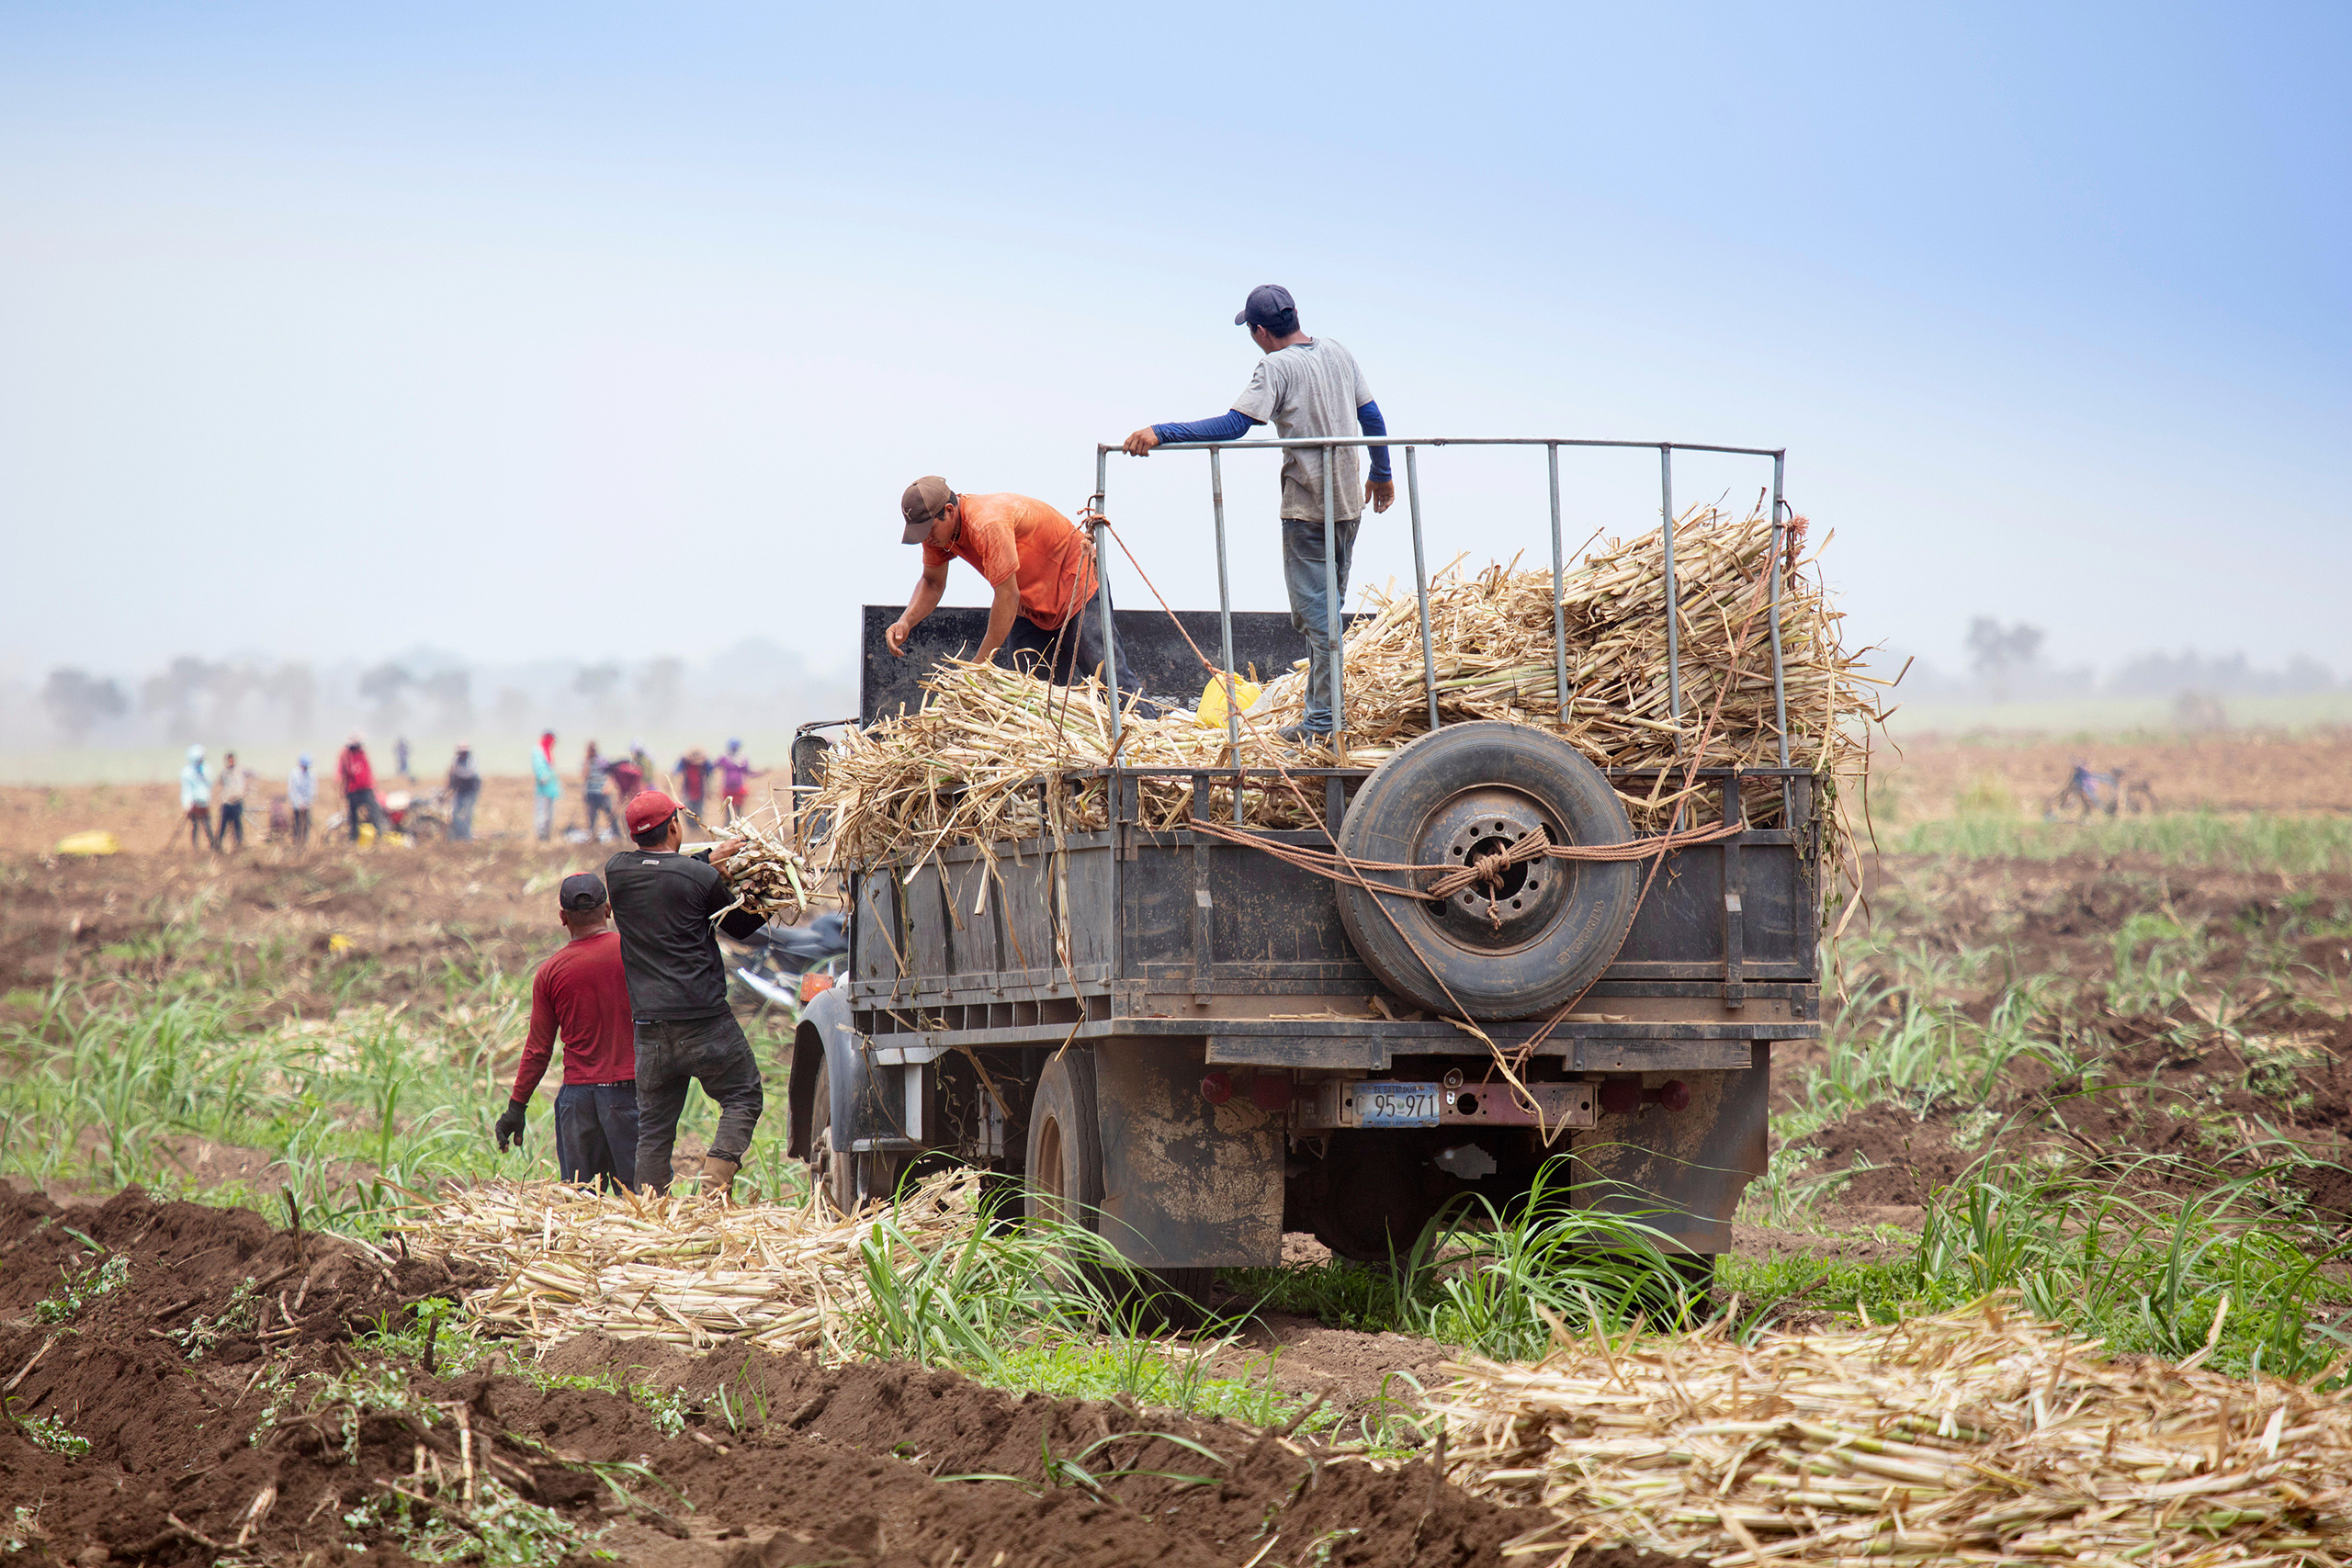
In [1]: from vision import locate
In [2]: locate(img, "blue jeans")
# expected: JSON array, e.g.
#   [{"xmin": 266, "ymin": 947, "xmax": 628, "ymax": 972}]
[
  {"xmin": 634, "ymin": 1012, "xmax": 764, "ymax": 1194},
  {"xmin": 449, "ymin": 789, "xmax": 478, "ymax": 840},
  {"xmin": 554, "ymin": 1081, "xmax": 639, "ymax": 1192},
  {"xmin": 1283, "ymin": 515, "xmax": 1361, "ymax": 733}
]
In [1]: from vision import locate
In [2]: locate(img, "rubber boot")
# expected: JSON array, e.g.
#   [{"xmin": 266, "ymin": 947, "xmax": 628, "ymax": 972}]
[{"xmin": 700, "ymin": 1156, "xmax": 741, "ymax": 1204}]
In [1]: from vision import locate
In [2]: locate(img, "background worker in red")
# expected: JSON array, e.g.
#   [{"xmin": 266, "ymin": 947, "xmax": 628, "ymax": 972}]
[
  {"xmin": 494, "ymin": 874, "xmax": 639, "ymax": 1190},
  {"xmin": 887, "ymin": 477, "xmax": 1139, "ymax": 702},
  {"xmin": 605, "ymin": 790, "xmax": 768, "ymax": 1200},
  {"xmin": 339, "ymin": 734, "xmax": 384, "ymax": 840}
]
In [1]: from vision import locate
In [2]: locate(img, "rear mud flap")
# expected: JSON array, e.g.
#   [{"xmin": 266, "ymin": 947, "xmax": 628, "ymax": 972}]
[
  {"xmin": 1094, "ymin": 1042, "xmax": 1285, "ymax": 1269},
  {"xmin": 1568, "ymin": 1043, "xmax": 1770, "ymax": 1255}
]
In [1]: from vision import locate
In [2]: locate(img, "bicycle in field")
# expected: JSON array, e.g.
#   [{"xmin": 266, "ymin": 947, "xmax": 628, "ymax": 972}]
[{"xmin": 2045, "ymin": 761, "xmax": 2160, "ymax": 819}]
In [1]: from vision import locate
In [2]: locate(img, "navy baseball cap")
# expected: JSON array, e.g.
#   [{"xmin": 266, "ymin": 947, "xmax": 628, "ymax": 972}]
[
  {"xmin": 559, "ymin": 873, "xmax": 608, "ymax": 912},
  {"xmin": 1236, "ymin": 284, "xmax": 1296, "ymax": 329}
]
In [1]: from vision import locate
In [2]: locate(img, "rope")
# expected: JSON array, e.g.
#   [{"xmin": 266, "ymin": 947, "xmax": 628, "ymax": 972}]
[{"xmin": 1183, "ymin": 816, "xmax": 1747, "ymax": 904}]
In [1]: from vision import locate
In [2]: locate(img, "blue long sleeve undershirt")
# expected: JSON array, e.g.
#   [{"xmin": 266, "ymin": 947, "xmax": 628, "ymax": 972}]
[{"xmin": 1151, "ymin": 400, "xmax": 1392, "ymax": 484}]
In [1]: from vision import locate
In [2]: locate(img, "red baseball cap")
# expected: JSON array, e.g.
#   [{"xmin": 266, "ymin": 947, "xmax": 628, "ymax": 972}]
[{"xmin": 625, "ymin": 790, "xmax": 681, "ymax": 838}]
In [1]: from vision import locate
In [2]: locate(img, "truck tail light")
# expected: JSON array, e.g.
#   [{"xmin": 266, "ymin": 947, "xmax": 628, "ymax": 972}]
[
  {"xmin": 799, "ymin": 972, "xmax": 834, "ymax": 1006},
  {"xmin": 1199, "ymin": 1071, "xmax": 1233, "ymax": 1106}
]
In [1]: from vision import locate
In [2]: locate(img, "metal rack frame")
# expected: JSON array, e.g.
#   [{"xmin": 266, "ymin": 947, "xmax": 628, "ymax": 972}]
[{"xmin": 1087, "ymin": 435, "xmax": 1793, "ymax": 792}]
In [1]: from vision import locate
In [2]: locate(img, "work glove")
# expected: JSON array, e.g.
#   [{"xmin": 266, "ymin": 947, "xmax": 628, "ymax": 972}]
[{"xmin": 493, "ymin": 1100, "xmax": 528, "ymax": 1152}]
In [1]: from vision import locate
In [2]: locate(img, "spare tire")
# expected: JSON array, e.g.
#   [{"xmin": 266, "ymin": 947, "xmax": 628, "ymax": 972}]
[{"xmin": 1334, "ymin": 721, "xmax": 1638, "ymax": 1019}]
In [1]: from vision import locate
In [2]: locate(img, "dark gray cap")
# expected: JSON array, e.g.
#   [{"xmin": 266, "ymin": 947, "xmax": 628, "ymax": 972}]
[
  {"xmin": 559, "ymin": 873, "xmax": 608, "ymax": 912},
  {"xmin": 901, "ymin": 476, "xmax": 955, "ymax": 545},
  {"xmin": 1236, "ymin": 284, "xmax": 1296, "ymax": 329}
]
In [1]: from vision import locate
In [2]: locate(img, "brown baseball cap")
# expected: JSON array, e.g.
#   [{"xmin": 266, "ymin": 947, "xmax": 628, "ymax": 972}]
[{"xmin": 900, "ymin": 476, "xmax": 955, "ymax": 544}]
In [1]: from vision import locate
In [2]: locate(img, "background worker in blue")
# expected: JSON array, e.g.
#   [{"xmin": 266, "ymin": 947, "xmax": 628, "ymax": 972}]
[{"xmin": 1124, "ymin": 284, "xmax": 1393, "ymax": 741}]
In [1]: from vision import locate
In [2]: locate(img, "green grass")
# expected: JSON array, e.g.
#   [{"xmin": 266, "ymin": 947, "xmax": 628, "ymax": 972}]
[
  {"xmin": 1724, "ymin": 1157, "xmax": 2352, "ymax": 1383},
  {"xmin": 0, "ymin": 932, "xmax": 808, "ymax": 1236},
  {"xmin": 1886, "ymin": 810, "xmax": 2352, "ymax": 873}
]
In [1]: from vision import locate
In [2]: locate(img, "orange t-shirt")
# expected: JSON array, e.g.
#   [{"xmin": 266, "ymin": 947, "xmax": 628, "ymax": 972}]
[{"xmin": 922, "ymin": 492, "xmax": 1098, "ymax": 632}]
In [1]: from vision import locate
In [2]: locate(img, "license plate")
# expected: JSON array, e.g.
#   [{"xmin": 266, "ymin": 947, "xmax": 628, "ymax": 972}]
[{"xmin": 1356, "ymin": 1082, "xmax": 1442, "ymax": 1127}]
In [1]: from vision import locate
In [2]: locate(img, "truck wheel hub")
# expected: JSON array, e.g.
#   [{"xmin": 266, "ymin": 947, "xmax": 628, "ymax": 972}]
[{"xmin": 1425, "ymin": 790, "xmax": 1566, "ymax": 943}]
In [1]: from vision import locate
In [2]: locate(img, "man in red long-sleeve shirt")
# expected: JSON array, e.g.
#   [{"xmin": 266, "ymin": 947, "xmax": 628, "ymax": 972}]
[{"xmin": 493, "ymin": 874, "xmax": 639, "ymax": 1191}]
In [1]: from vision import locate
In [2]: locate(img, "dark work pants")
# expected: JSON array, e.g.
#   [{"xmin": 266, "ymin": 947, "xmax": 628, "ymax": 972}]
[
  {"xmin": 187, "ymin": 807, "xmax": 215, "ymax": 851},
  {"xmin": 999, "ymin": 600, "xmax": 1139, "ymax": 706},
  {"xmin": 345, "ymin": 788, "xmax": 381, "ymax": 841},
  {"xmin": 217, "ymin": 801, "xmax": 244, "ymax": 851},
  {"xmin": 554, "ymin": 1081, "xmax": 639, "ymax": 1193},
  {"xmin": 583, "ymin": 791, "xmax": 618, "ymax": 839},
  {"xmin": 290, "ymin": 807, "xmax": 311, "ymax": 848},
  {"xmin": 450, "ymin": 788, "xmax": 478, "ymax": 840},
  {"xmin": 633, "ymin": 1012, "xmax": 763, "ymax": 1194}
]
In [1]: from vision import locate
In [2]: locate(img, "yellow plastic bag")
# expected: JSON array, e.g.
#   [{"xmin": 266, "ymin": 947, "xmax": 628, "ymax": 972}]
[
  {"xmin": 55, "ymin": 829, "xmax": 119, "ymax": 856},
  {"xmin": 1195, "ymin": 671, "xmax": 1262, "ymax": 729}
]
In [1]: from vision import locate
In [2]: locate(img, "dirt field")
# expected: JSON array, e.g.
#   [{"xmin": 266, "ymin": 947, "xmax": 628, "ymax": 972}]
[
  {"xmin": 3, "ymin": 745, "xmax": 2349, "ymax": 1562},
  {"xmin": 1790, "ymin": 852, "xmax": 2352, "ymax": 1222},
  {"xmin": 0, "ymin": 1185, "xmax": 1592, "ymax": 1568},
  {"xmin": 1870, "ymin": 728, "xmax": 2352, "ymax": 820}
]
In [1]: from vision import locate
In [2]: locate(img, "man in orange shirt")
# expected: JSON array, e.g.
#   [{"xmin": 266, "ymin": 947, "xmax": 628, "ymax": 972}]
[{"xmin": 886, "ymin": 476, "xmax": 1137, "ymax": 699}]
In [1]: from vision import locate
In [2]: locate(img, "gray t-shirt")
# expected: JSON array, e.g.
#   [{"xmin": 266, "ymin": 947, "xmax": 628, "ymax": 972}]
[{"xmin": 1231, "ymin": 337, "xmax": 1375, "ymax": 523}]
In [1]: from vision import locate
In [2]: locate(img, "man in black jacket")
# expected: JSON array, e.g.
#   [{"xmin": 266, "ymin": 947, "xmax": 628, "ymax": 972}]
[{"xmin": 605, "ymin": 789, "xmax": 766, "ymax": 1200}]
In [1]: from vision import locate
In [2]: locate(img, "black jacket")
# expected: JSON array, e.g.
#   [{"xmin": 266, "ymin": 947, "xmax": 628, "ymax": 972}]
[{"xmin": 604, "ymin": 848, "xmax": 765, "ymax": 1021}]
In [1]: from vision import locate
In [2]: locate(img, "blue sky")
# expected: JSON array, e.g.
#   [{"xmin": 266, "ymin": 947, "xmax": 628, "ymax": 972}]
[{"xmin": 2, "ymin": 2, "xmax": 2345, "ymax": 682}]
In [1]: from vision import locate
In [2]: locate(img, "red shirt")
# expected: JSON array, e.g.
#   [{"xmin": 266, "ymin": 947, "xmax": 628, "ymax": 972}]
[
  {"xmin": 340, "ymin": 749, "xmax": 375, "ymax": 794},
  {"xmin": 512, "ymin": 931, "xmax": 637, "ymax": 1097},
  {"xmin": 922, "ymin": 492, "xmax": 1097, "ymax": 632}
]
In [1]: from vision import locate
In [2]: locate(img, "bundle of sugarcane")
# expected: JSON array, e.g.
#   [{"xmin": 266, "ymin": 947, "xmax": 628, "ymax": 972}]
[
  {"xmin": 808, "ymin": 658, "xmax": 1322, "ymax": 868},
  {"xmin": 1250, "ymin": 505, "xmax": 1873, "ymax": 807},
  {"xmin": 1431, "ymin": 1296, "xmax": 2352, "ymax": 1568},
  {"xmin": 705, "ymin": 799, "xmax": 817, "ymax": 923},
  {"xmin": 393, "ymin": 1170, "xmax": 984, "ymax": 1360},
  {"xmin": 804, "ymin": 504, "xmax": 1879, "ymax": 865}
]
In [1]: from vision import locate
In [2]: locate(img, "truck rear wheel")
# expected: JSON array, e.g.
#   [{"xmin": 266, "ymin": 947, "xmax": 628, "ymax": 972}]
[
  {"xmin": 808, "ymin": 1059, "xmax": 902, "ymax": 1216},
  {"xmin": 1027, "ymin": 1051, "xmax": 1217, "ymax": 1315},
  {"xmin": 1025, "ymin": 1049, "xmax": 1105, "ymax": 1229},
  {"xmin": 1334, "ymin": 721, "xmax": 1639, "ymax": 1020}
]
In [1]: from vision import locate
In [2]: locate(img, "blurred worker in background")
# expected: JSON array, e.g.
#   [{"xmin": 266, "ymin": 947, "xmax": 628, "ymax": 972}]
[
  {"xmin": 447, "ymin": 742, "xmax": 481, "ymax": 840},
  {"xmin": 287, "ymin": 753, "xmax": 316, "ymax": 848},
  {"xmin": 493, "ymin": 873, "xmax": 639, "ymax": 1191},
  {"xmin": 674, "ymin": 747, "xmax": 712, "ymax": 824},
  {"xmin": 582, "ymin": 740, "xmax": 618, "ymax": 841},
  {"xmin": 340, "ymin": 736, "xmax": 383, "ymax": 842},
  {"xmin": 215, "ymin": 750, "xmax": 251, "ymax": 852},
  {"xmin": 179, "ymin": 743, "xmax": 217, "ymax": 852},
  {"xmin": 1124, "ymin": 284, "xmax": 1392, "ymax": 741},
  {"xmin": 532, "ymin": 731, "xmax": 560, "ymax": 841},
  {"xmin": 605, "ymin": 789, "xmax": 766, "ymax": 1201},
  {"xmin": 888, "ymin": 477, "xmax": 1138, "ymax": 703},
  {"xmin": 608, "ymin": 746, "xmax": 645, "ymax": 811},
  {"xmin": 715, "ymin": 739, "xmax": 759, "ymax": 823},
  {"xmin": 394, "ymin": 736, "xmax": 412, "ymax": 780}
]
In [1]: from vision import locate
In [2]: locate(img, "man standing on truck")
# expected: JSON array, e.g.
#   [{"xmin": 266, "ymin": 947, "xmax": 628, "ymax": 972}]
[
  {"xmin": 493, "ymin": 874, "xmax": 639, "ymax": 1191},
  {"xmin": 1123, "ymin": 284, "xmax": 1391, "ymax": 740},
  {"xmin": 604, "ymin": 789, "xmax": 768, "ymax": 1201},
  {"xmin": 888, "ymin": 478, "xmax": 1138, "ymax": 701}
]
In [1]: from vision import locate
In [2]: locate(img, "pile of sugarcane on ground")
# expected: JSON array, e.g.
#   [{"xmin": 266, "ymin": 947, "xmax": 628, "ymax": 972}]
[
  {"xmin": 806, "ymin": 504, "xmax": 1881, "ymax": 870},
  {"xmin": 1430, "ymin": 1297, "xmax": 2352, "ymax": 1567},
  {"xmin": 393, "ymin": 1170, "xmax": 983, "ymax": 1360}
]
